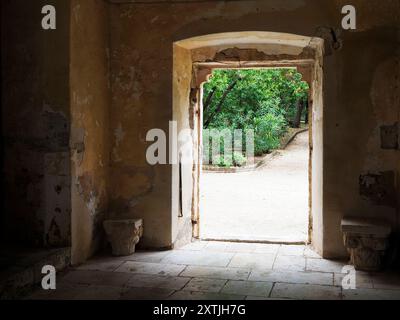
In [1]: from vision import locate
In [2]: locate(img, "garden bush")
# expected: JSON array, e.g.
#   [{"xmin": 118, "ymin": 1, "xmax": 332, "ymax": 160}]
[
  {"xmin": 213, "ymin": 155, "xmax": 233, "ymax": 168},
  {"xmin": 212, "ymin": 152, "xmax": 247, "ymax": 168},
  {"xmin": 203, "ymin": 68, "xmax": 309, "ymax": 159},
  {"xmin": 253, "ymin": 113, "xmax": 287, "ymax": 155},
  {"xmin": 232, "ymin": 152, "xmax": 247, "ymax": 167}
]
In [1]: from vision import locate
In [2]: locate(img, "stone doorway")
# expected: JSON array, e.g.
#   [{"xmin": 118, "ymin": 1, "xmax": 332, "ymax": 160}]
[{"xmin": 172, "ymin": 32, "xmax": 324, "ymax": 255}]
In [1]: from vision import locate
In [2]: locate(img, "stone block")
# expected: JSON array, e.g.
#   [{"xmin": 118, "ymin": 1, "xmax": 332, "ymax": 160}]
[
  {"xmin": 103, "ymin": 219, "xmax": 143, "ymax": 256},
  {"xmin": 341, "ymin": 217, "xmax": 391, "ymax": 271}
]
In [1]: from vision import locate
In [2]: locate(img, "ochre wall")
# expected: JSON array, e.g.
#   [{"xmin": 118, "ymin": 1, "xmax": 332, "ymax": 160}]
[
  {"xmin": 70, "ymin": 0, "xmax": 110, "ymax": 264},
  {"xmin": 108, "ymin": 0, "xmax": 400, "ymax": 257}
]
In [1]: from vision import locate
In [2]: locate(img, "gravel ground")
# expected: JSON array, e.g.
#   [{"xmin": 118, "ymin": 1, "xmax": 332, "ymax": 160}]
[{"xmin": 200, "ymin": 130, "xmax": 310, "ymax": 243}]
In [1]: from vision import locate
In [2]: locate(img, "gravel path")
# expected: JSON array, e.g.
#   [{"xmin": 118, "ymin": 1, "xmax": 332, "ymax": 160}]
[{"xmin": 200, "ymin": 131, "xmax": 309, "ymax": 243}]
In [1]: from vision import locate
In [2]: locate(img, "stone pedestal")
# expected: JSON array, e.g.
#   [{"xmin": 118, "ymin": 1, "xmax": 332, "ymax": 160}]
[
  {"xmin": 103, "ymin": 219, "xmax": 143, "ymax": 256},
  {"xmin": 341, "ymin": 217, "xmax": 391, "ymax": 271}
]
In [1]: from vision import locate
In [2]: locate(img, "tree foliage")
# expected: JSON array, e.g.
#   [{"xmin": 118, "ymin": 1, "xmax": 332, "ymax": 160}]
[{"xmin": 203, "ymin": 69, "xmax": 309, "ymax": 155}]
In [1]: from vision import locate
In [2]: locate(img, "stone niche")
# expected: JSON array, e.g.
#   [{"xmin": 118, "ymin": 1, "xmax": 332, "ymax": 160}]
[{"xmin": 341, "ymin": 217, "xmax": 391, "ymax": 271}]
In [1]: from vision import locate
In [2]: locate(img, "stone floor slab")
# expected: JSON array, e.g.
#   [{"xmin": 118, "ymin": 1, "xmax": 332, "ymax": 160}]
[
  {"xmin": 183, "ymin": 278, "xmax": 227, "ymax": 293},
  {"xmin": 228, "ymin": 253, "xmax": 275, "ymax": 269},
  {"xmin": 121, "ymin": 287, "xmax": 174, "ymax": 300},
  {"xmin": 61, "ymin": 270, "xmax": 132, "ymax": 287},
  {"xmin": 271, "ymin": 283, "xmax": 342, "ymax": 300},
  {"xmin": 161, "ymin": 250, "xmax": 234, "ymax": 267},
  {"xmin": 168, "ymin": 291, "xmax": 245, "ymax": 300},
  {"xmin": 75, "ymin": 259, "xmax": 124, "ymax": 272},
  {"xmin": 273, "ymin": 255, "xmax": 306, "ymax": 271},
  {"xmin": 304, "ymin": 247, "xmax": 322, "ymax": 258},
  {"xmin": 253, "ymin": 243, "xmax": 280, "ymax": 254},
  {"xmin": 27, "ymin": 283, "xmax": 89, "ymax": 300},
  {"xmin": 249, "ymin": 270, "xmax": 333, "ymax": 286},
  {"xmin": 342, "ymin": 288, "xmax": 400, "ymax": 300},
  {"xmin": 178, "ymin": 241, "xmax": 208, "ymax": 251},
  {"xmin": 127, "ymin": 274, "xmax": 190, "ymax": 290},
  {"xmin": 203, "ymin": 241, "xmax": 229, "ymax": 252},
  {"xmin": 306, "ymin": 258, "xmax": 346, "ymax": 273},
  {"xmin": 278, "ymin": 245, "xmax": 305, "ymax": 256},
  {"xmin": 334, "ymin": 272, "xmax": 374, "ymax": 289},
  {"xmin": 245, "ymin": 296, "xmax": 290, "ymax": 300},
  {"xmin": 115, "ymin": 261, "xmax": 185, "ymax": 277},
  {"xmin": 30, "ymin": 283, "xmax": 127, "ymax": 300},
  {"xmin": 371, "ymin": 272, "xmax": 400, "ymax": 290},
  {"xmin": 71, "ymin": 285, "xmax": 126, "ymax": 300},
  {"xmin": 60, "ymin": 270, "xmax": 108, "ymax": 286},
  {"xmin": 122, "ymin": 251, "xmax": 172, "ymax": 263},
  {"xmin": 180, "ymin": 266, "xmax": 250, "ymax": 281},
  {"xmin": 221, "ymin": 280, "xmax": 273, "ymax": 297},
  {"xmin": 224, "ymin": 242, "xmax": 257, "ymax": 253}
]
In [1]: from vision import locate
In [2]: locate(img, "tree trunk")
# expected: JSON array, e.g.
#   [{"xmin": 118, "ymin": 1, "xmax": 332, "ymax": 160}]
[
  {"xmin": 304, "ymin": 98, "xmax": 309, "ymax": 124},
  {"xmin": 204, "ymin": 79, "xmax": 239, "ymax": 128},
  {"xmin": 293, "ymin": 99, "xmax": 304, "ymax": 128},
  {"xmin": 203, "ymin": 86, "xmax": 217, "ymax": 114}
]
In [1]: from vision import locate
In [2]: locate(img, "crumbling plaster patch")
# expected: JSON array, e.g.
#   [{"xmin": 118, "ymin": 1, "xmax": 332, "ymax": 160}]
[
  {"xmin": 360, "ymin": 171, "xmax": 397, "ymax": 208},
  {"xmin": 363, "ymin": 56, "xmax": 400, "ymax": 189},
  {"xmin": 112, "ymin": 123, "xmax": 125, "ymax": 163}
]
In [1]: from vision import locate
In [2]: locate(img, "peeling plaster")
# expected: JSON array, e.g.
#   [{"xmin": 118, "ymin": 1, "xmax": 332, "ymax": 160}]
[
  {"xmin": 114, "ymin": 123, "xmax": 126, "ymax": 145},
  {"xmin": 112, "ymin": 123, "xmax": 125, "ymax": 163},
  {"xmin": 360, "ymin": 171, "xmax": 397, "ymax": 208}
]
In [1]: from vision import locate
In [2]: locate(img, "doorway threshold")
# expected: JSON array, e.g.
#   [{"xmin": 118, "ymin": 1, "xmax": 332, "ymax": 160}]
[{"xmin": 199, "ymin": 237, "xmax": 307, "ymax": 245}]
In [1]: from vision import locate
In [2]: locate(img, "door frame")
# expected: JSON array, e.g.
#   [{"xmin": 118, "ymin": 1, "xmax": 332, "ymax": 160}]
[{"xmin": 191, "ymin": 61, "xmax": 316, "ymax": 244}]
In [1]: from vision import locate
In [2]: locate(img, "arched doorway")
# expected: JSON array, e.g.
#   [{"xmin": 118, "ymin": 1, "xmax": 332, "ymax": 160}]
[{"xmin": 172, "ymin": 32, "xmax": 324, "ymax": 254}]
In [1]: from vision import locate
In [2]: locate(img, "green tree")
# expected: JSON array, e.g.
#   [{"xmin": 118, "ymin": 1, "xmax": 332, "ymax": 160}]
[{"xmin": 203, "ymin": 69, "xmax": 308, "ymax": 156}]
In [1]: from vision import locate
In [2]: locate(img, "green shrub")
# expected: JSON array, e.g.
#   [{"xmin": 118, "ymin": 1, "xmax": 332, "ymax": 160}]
[
  {"xmin": 253, "ymin": 113, "xmax": 287, "ymax": 155},
  {"xmin": 211, "ymin": 152, "xmax": 247, "ymax": 168},
  {"xmin": 232, "ymin": 152, "xmax": 247, "ymax": 167},
  {"xmin": 213, "ymin": 155, "xmax": 233, "ymax": 167},
  {"xmin": 202, "ymin": 68, "xmax": 309, "ymax": 158}
]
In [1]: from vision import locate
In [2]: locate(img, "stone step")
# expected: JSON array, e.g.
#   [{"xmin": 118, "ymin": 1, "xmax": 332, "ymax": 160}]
[{"xmin": 0, "ymin": 247, "xmax": 70, "ymax": 299}]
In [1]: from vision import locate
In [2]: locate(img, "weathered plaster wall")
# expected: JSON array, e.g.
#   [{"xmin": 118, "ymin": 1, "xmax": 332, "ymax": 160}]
[
  {"xmin": 70, "ymin": 0, "xmax": 111, "ymax": 264},
  {"xmin": 172, "ymin": 45, "xmax": 196, "ymax": 247},
  {"xmin": 1, "ymin": 0, "xmax": 71, "ymax": 247},
  {"xmin": 1, "ymin": 0, "xmax": 398, "ymax": 261},
  {"xmin": 109, "ymin": 0, "xmax": 400, "ymax": 257},
  {"xmin": 324, "ymin": 24, "xmax": 400, "ymax": 257},
  {"xmin": 108, "ymin": 4, "xmax": 173, "ymax": 249}
]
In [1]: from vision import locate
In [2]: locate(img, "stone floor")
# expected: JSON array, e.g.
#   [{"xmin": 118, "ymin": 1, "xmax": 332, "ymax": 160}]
[
  {"xmin": 27, "ymin": 241, "xmax": 400, "ymax": 300},
  {"xmin": 201, "ymin": 131, "xmax": 309, "ymax": 243}
]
